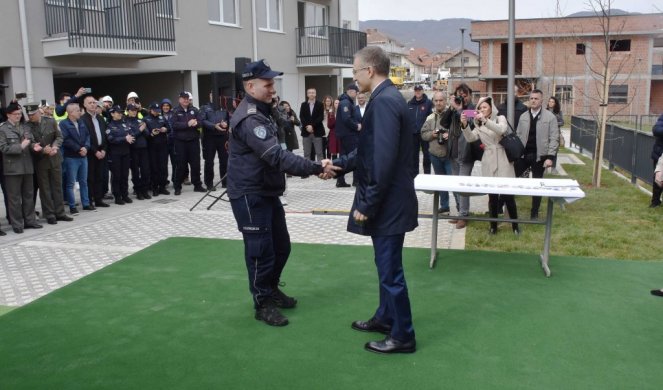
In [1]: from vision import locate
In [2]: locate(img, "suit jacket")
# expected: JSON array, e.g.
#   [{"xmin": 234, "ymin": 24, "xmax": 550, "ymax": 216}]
[
  {"xmin": 335, "ymin": 79, "xmax": 418, "ymax": 237},
  {"xmin": 80, "ymin": 112, "xmax": 107, "ymax": 153},
  {"xmin": 0, "ymin": 121, "xmax": 36, "ymax": 175},
  {"xmin": 59, "ymin": 118, "xmax": 91, "ymax": 158},
  {"xmin": 28, "ymin": 116, "xmax": 63, "ymax": 169},
  {"xmin": 299, "ymin": 100, "xmax": 325, "ymax": 137},
  {"xmin": 516, "ymin": 109, "xmax": 560, "ymax": 162}
]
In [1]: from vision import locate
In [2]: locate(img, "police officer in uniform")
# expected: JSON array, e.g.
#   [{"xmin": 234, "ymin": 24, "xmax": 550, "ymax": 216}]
[
  {"xmin": 201, "ymin": 92, "xmax": 231, "ymax": 190},
  {"xmin": 228, "ymin": 59, "xmax": 339, "ymax": 327},
  {"xmin": 126, "ymin": 104, "xmax": 151, "ymax": 200},
  {"xmin": 105, "ymin": 105, "xmax": 133, "ymax": 205},
  {"xmin": 335, "ymin": 83, "xmax": 361, "ymax": 187},
  {"xmin": 172, "ymin": 92, "xmax": 205, "ymax": 195},
  {"xmin": 144, "ymin": 102, "xmax": 170, "ymax": 196}
]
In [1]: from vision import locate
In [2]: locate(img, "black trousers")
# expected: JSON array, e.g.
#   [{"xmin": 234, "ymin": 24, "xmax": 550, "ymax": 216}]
[
  {"xmin": 230, "ymin": 194, "xmax": 291, "ymax": 309},
  {"xmin": 111, "ymin": 152, "xmax": 130, "ymax": 198},
  {"xmin": 150, "ymin": 142, "xmax": 169, "ymax": 191},
  {"xmin": 652, "ymin": 159, "xmax": 662, "ymax": 206},
  {"xmin": 202, "ymin": 135, "xmax": 228, "ymax": 187},
  {"xmin": 515, "ymin": 153, "xmax": 546, "ymax": 216},
  {"xmin": 87, "ymin": 155, "xmax": 106, "ymax": 204},
  {"xmin": 130, "ymin": 148, "xmax": 151, "ymax": 194},
  {"xmin": 174, "ymin": 139, "xmax": 201, "ymax": 190},
  {"xmin": 489, "ymin": 194, "xmax": 518, "ymax": 230}
]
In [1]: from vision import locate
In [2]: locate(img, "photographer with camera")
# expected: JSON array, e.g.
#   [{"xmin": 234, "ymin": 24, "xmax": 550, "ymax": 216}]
[
  {"xmin": 420, "ymin": 91, "xmax": 452, "ymax": 214},
  {"xmin": 439, "ymin": 83, "xmax": 475, "ymax": 229}
]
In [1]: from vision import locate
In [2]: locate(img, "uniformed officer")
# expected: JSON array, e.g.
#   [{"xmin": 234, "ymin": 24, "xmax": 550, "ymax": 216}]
[
  {"xmin": 126, "ymin": 104, "xmax": 151, "ymax": 200},
  {"xmin": 335, "ymin": 83, "xmax": 361, "ymax": 187},
  {"xmin": 172, "ymin": 92, "xmax": 205, "ymax": 195},
  {"xmin": 25, "ymin": 103, "xmax": 73, "ymax": 225},
  {"xmin": 0, "ymin": 103, "xmax": 43, "ymax": 233},
  {"xmin": 105, "ymin": 105, "xmax": 133, "ymax": 205},
  {"xmin": 228, "ymin": 59, "xmax": 339, "ymax": 327},
  {"xmin": 200, "ymin": 93, "xmax": 231, "ymax": 190},
  {"xmin": 144, "ymin": 102, "xmax": 170, "ymax": 196}
]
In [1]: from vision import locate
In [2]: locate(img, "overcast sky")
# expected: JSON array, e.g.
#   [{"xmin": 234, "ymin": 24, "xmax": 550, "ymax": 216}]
[{"xmin": 358, "ymin": 0, "xmax": 661, "ymax": 21}]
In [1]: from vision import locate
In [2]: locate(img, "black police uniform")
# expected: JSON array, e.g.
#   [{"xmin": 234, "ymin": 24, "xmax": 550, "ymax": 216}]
[
  {"xmin": 105, "ymin": 118, "xmax": 132, "ymax": 203},
  {"xmin": 172, "ymin": 103, "xmax": 202, "ymax": 192},
  {"xmin": 228, "ymin": 94, "xmax": 324, "ymax": 312},
  {"xmin": 144, "ymin": 112, "xmax": 169, "ymax": 195},
  {"xmin": 126, "ymin": 116, "xmax": 151, "ymax": 199},
  {"xmin": 200, "ymin": 103, "xmax": 230, "ymax": 189}
]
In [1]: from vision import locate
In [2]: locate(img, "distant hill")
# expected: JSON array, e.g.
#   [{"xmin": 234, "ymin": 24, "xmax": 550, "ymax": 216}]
[
  {"xmin": 359, "ymin": 19, "xmax": 477, "ymax": 54},
  {"xmin": 359, "ymin": 10, "xmax": 636, "ymax": 54}
]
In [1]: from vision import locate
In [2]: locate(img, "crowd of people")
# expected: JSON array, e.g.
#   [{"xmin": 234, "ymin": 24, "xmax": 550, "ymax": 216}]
[{"xmin": 0, "ymin": 89, "xmax": 232, "ymax": 235}]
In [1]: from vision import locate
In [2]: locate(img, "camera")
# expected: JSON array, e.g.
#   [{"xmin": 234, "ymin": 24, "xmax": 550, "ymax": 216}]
[
  {"xmin": 453, "ymin": 95, "xmax": 463, "ymax": 105},
  {"xmin": 437, "ymin": 129, "xmax": 448, "ymax": 145},
  {"xmin": 83, "ymin": 87, "xmax": 92, "ymax": 93},
  {"xmin": 15, "ymin": 92, "xmax": 27, "ymax": 99}
]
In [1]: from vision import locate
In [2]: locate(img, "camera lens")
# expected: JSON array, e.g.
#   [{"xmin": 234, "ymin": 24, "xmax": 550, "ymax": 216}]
[{"xmin": 454, "ymin": 96, "xmax": 463, "ymax": 105}]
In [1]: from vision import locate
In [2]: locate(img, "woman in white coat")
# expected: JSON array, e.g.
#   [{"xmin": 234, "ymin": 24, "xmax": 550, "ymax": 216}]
[{"xmin": 460, "ymin": 96, "xmax": 519, "ymax": 234}]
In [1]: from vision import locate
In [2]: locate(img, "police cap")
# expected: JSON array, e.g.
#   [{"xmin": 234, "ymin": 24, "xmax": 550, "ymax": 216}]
[
  {"xmin": 148, "ymin": 102, "xmax": 161, "ymax": 112},
  {"xmin": 25, "ymin": 103, "xmax": 40, "ymax": 115},
  {"xmin": 126, "ymin": 103, "xmax": 138, "ymax": 111},
  {"xmin": 5, "ymin": 103, "xmax": 21, "ymax": 114},
  {"xmin": 108, "ymin": 105, "xmax": 123, "ymax": 114},
  {"xmin": 241, "ymin": 59, "xmax": 283, "ymax": 81},
  {"xmin": 414, "ymin": 85, "xmax": 424, "ymax": 91}
]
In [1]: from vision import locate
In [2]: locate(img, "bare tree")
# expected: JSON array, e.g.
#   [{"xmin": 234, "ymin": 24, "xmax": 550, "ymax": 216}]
[{"xmin": 573, "ymin": 0, "xmax": 641, "ymax": 187}]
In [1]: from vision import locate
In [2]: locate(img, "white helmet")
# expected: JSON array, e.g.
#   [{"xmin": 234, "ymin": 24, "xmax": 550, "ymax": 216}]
[{"xmin": 127, "ymin": 91, "xmax": 139, "ymax": 100}]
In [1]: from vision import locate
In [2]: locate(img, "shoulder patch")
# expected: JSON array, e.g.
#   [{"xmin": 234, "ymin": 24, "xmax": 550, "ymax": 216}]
[
  {"xmin": 253, "ymin": 126, "xmax": 267, "ymax": 140},
  {"xmin": 247, "ymin": 103, "xmax": 257, "ymax": 115},
  {"xmin": 105, "ymin": 129, "xmax": 111, "ymax": 134},
  {"xmin": 343, "ymin": 106, "xmax": 349, "ymax": 112}
]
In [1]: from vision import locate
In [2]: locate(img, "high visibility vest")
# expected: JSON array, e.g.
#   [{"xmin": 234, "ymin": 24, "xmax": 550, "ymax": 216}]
[{"xmin": 53, "ymin": 111, "xmax": 68, "ymax": 123}]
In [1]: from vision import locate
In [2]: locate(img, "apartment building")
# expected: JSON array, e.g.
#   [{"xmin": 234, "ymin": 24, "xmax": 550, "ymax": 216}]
[
  {"xmin": 0, "ymin": 0, "xmax": 365, "ymax": 110},
  {"xmin": 471, "ymin": 13, "xmax": 663, "ymax": 115}
]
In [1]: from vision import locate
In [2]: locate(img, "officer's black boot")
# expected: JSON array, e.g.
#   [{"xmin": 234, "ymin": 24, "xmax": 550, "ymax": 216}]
[
  {"xmin": 255, "ymin": 301, "xmax": 288, "ymax": 327},
  {"xmin": 143, "ymin": 191, "xmax": 152, "ymax": 200}
]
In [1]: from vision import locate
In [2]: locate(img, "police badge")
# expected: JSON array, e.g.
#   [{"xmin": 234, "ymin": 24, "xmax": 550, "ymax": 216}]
[{"xmin": 253, "ymin": 126, "xmax": 267, "ymax": 139}]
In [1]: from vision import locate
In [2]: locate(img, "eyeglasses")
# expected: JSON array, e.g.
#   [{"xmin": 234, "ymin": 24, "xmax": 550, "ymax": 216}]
[{"xmin": 352, "ymin": 66, "xmax": 370, "ymax": 75}]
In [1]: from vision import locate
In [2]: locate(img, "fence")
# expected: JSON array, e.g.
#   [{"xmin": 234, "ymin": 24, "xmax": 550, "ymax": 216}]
[{"xmin": 570, "ymin": 115, "xmax": 658, "ymax": 186}]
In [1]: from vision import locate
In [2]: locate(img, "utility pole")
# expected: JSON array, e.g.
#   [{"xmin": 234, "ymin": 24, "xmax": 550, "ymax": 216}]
[
  {"xmin": 507, "ymin": 0, "xmax": 515, "ymax": 129},
  {"xmin": 460, "ymin": 28, "xmax": 466, "ymax": 83}
]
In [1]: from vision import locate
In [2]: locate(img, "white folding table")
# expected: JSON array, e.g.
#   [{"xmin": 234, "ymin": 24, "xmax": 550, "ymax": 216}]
[{"xmin": 414, "ymin": 174, "xmax": 586, "ymax": 276}]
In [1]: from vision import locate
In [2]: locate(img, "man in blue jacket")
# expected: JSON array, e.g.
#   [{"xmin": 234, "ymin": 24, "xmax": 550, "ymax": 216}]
[
  {"xmin": 334, "ymin": 46, "xmax": 419, "ymax": 354},
  {"xmin": 408, "ymin": 85, "xmax": 433, "ymax": 175},
  {"xmin": 334, "ymin": 83, "xmax": 361, "ymax": 187},
  {"xmin": 60, "ymin": 103, "xmax": 93, "ymax": 215}
]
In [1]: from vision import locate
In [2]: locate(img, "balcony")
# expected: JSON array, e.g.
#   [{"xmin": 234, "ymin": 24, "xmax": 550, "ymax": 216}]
[
  {"xmin": 42, "ymin": 0, "xmax": 176, "ymax": 58},
  {"xmin": 296, "ymin": 26, "xmax": 366, "ymax": 67}
]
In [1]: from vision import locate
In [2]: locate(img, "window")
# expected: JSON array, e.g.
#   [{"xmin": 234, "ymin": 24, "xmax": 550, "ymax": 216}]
[
  {"xmin": 609, "ymin": 39, "xmax": 631, "ymax": 52},
  {"xmin": 257, "ymin": 0, "xmax": 282, "ymax": 32},
  {"xmin": 654, "ymin": 38, "xmax": 663, "ymax": 48},
  {"xmin": 208, "ymin": 0, "xmax": 239, "ymax": 26},
  {"xmin": 158, "ymin": 0, "xmax": 178, "ymax": 18},
  {"xmin": 608, "ymin": 85, "xmax": 628, "ymax": 104},
  {"xmin": 576, "ymin": 43, "xmax": 585, "ymax": 55},
  {"xmin": 500, "ymin": 42, "xmax": 522, "ymax": 75},
  {"xmin": 555, "ymin": 85, "xmax": 573, "ymax": 103},
  {"xmin": 342, "ymin": 20, "xmax": 352, "ymax": 30},
  {"xmin": 46, "ymin": 0, "xmax": 99, "ymax": 9},
  {"xmin": 298, "ymin": 2, "xmax": 328, "ymax": 37}
]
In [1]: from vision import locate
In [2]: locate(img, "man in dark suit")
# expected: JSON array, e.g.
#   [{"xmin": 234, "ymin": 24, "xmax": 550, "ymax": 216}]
[
  {"xmin": 81, "ymin": 95, "xmax": 110, "ymax": 208},
  {"xmin": 334, "ymin": 46, "xmax": 419, "ymax": 354},
  {"xmin": 299, "ymin": 88, "xmax": 325, "ymax": 164}
]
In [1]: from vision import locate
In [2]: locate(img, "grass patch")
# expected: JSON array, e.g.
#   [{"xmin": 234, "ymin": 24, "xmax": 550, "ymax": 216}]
[
  {"xmin": 0, "ymin": 306, "xmax": 15, "ymax": 316},
  {"xmin": 466, "ymin": 152, "xmax": 663, "ymax": 260}
]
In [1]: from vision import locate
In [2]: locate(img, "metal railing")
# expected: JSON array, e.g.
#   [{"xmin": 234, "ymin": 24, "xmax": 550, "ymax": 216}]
[
  {"xmin": 44, "ymin": 0, "xmax": 176, "ymax": 53},
  {"xmin": 296, "ymin": 25, "xmax": 366, "ymax": 66},
  {"xmin": 570, "ymin": 115, "xmax": 658, "ymax": 185}
]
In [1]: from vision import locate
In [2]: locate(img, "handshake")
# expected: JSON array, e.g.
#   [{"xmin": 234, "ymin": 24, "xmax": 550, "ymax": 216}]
[{"xmin": 319, "ymin": 159, "xmax": 342, "ymax": 180}]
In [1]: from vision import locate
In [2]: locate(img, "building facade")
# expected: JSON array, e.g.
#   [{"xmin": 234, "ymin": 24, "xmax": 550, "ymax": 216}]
[
  {"xmin": 471, "ymin": 13, "xmax": 663, "ymax": 116},
  {"xmin": 0, "ymin": 0, "xmax": 365, "ymax": 110}
]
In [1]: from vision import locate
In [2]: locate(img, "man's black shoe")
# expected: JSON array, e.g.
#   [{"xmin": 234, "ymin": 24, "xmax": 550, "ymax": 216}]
[
  {"xmin": 193, "ymin": 186, "xmax": 207, "ymax": 193},
  {"xmin": 365, "ymin": 336, "xmax": 416, "ymax": 354},
  {"xmin": 651, "ymin": 289, "xmax": 663, "ymax": 297},
  {"xmin": 143, "ymin": 192, "xmax": 152, "ymax": 200},
  {"xmin": 70, "ymin": 207, "xmax": 80, "ymax": 215},
  {"xmin": 136, "ymin": 192, "xmax": 145, "ymax": 200},
  {"xmin": 336, "ymin": 181, "xmax": 351, "ymax": 188},
  {"xmin": 56, "ymin": 215, "xmax": 74, "ymax": 222},
  {"xmin": 351, "ymin": 318, "xmax": 392, "ymax": 335},
  {"xmin": 438, "ymin": 206, "xmax": 450, "ymax": 214},
  {"xmin": 0, "ymin": 230, "xmax": 6, "ymax": 236},
  {"xmin": 255, "ymin": 304, "xmax": 289, "ymax": 326},
  {"xmin": 530, "ymin": 211, "xmax": 539, "ymax": 220},
  {"xmin": 115, "ymin": 197, "xmax": 125, "ymax": 205},
  {"xmin": 25, "ymin": 223, "xmax": 43, "ymax": 229},
  {"xmin": 83, "ymin": 205, "xmax": 96, "ymax": 211},
  {"xmin": 95, "ymin": 201, "xmax": 110, "ymax": 208},
  {"xmin": 152, "ymin": 190, "xmax": 160, "ymax": 197},
  {"xmin": 272, "ymin": 288, "xmax": 297, "ymax": 309},
  {"xmin": 649, "ymin": 202, "xmax": 661, "ymax": 208},
  {"xmin": 207, "ymin": 185, "xmax": 217, "ymax": 192},
  {"xmin": 13, "ymin": 227, "xmax": 23, "ymax": 234},
  {"xmin": 159, "ymin": 188, "xmax": 170, "ymax": 195},
  {"xmin": 47, "ymin": 217, "xmax": 57, "ymax": 225},
  {"xmin": 174, "ymin": 189, "xmax": 182, "ymax": 196},
  {"xmin": 123, "ymin": 196, "xmax": 133, "ymax": 204}
]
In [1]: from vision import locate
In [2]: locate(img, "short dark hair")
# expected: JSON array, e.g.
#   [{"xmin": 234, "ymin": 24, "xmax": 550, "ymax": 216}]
[
  {"xmin": 59, "ymin": 92, "xmax": 71, "ymax": 101},
  {"xmin": 455, "ymin": 83, "xmax": 472, "ymax": 96},
  {"xmin": 531, "ymin": 89, "xmax": 543, "ymax": 96},
  {"xmin": 354, "ymin": 46, "xmax": 390, "ymax": 76}
]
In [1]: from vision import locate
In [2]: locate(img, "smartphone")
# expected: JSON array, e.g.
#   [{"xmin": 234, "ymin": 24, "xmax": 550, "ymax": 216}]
[
  {"xmin": 83, "ymin": 87, "xmax": 92, "ymax": 93},
  {"xmin": 15, "ymin": 92, "xmax": 27, "ymax": 99},
  {"xmin": 462, "ymin": 109, "xmax": 476, "ymax": 119},
  {"xmin": 41, "ymin": 99, "xmax": 47, "ymax": 106}
]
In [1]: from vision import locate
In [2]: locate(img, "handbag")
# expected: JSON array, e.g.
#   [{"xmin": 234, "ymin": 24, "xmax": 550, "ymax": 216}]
[
  {"xmin": 469, "ymin": 139, "xmax": 484, "ymax": 161},
  {"xmin": 499, "ymin": 129, "xmax": 524, "ymax": 162}
]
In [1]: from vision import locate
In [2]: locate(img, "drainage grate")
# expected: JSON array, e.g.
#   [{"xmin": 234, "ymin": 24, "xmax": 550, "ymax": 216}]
[{"xmin": 152, "ymin": 198, "xmax": 179, "ymax": 204}]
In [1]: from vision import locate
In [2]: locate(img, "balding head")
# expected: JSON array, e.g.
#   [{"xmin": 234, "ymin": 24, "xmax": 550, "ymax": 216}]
[{"xmin": 66, "ymin": 103, "xmax": 82, "ymax": 120}]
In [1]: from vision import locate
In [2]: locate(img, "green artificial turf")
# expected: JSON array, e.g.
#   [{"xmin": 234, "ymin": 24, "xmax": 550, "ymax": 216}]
[{"xmin": 1, "ymin": 237, "xmax": 662, "ymax": 389}]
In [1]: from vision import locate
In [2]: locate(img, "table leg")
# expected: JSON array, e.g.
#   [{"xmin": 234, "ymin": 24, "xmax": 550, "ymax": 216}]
[
  {"xmin": 430, "ymin": 192, "xmax": 439, "ymax": 269},
  {"xmin": 540, "ymin": 198, "xmax": 554, "ymax": 277}
]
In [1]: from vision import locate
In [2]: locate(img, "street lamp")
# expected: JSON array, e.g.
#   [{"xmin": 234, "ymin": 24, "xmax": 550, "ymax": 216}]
[{"xmin": 460, "ymin": 28, "xmax": 466, "ymax": 82}]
